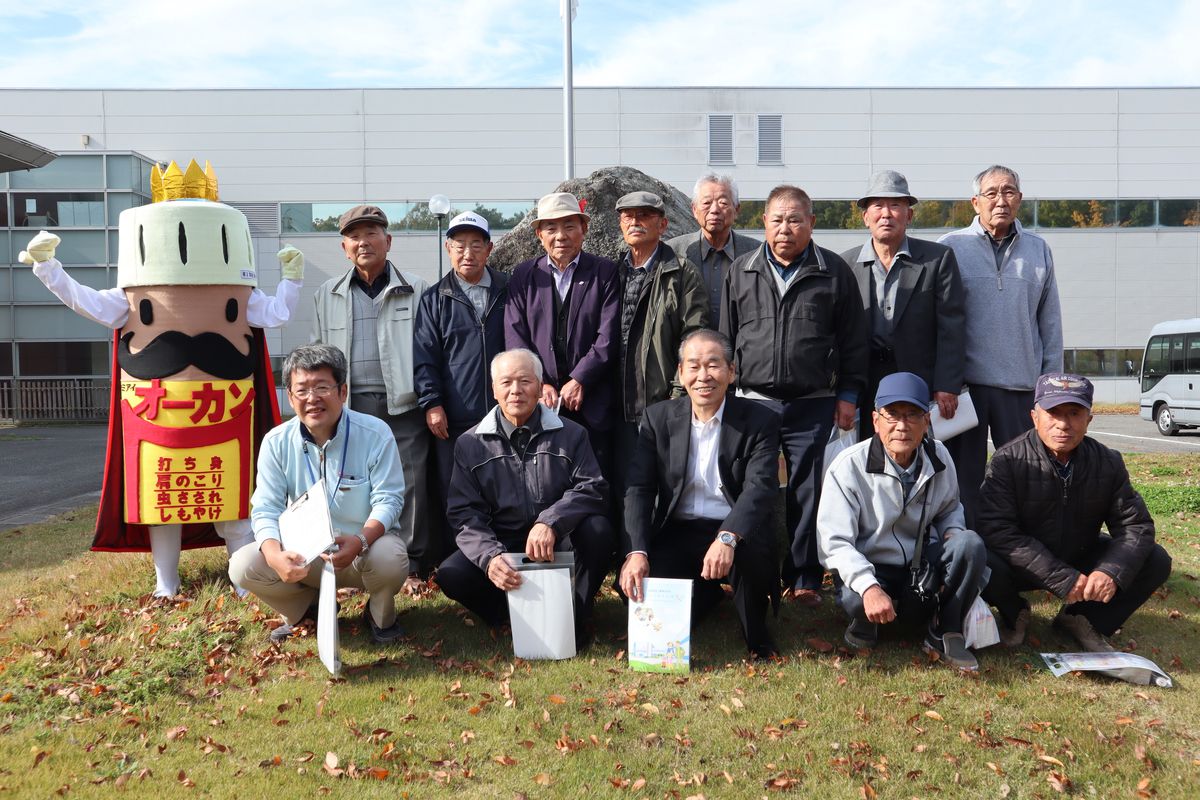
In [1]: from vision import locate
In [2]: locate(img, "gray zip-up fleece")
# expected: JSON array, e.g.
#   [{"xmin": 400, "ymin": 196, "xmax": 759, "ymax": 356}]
[{"xmin": 938, "ymin": 218, "xmax": 1062, "ymax": 391}]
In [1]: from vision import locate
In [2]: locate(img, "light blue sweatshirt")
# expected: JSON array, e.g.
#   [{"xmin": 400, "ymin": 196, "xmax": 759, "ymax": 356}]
[
  {"xmin": 250, "ymin": 407, "xmax": 405, "ymax": 544},
  {"xmin": 938, "ymin": 217, "xmax": 1063, "ymax": 391}
]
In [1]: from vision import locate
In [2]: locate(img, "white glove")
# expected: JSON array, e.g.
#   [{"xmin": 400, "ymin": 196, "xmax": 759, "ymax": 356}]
[
  {"xmin": 277, "ymin": 246, "xmax": 305, "ymax": 281},
  {"xmin": 18, "ymin": 231, "xmax": 61, "ymax": 266}
]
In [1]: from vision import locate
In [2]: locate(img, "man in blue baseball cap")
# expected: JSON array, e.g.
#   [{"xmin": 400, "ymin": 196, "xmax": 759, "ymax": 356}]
[
  {"xmin": 817, "ymin": 372, "xmax": 988, "ymax": 671},
  {"xmin": 978, "ymin": 373, "xmax": 1172, "ymax": 652}
]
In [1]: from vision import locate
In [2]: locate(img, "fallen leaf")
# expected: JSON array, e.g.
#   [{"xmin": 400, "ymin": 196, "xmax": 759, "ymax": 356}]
[
  {"xmin": 177, "ymin": 770, "xmax": 196, "ymax": 788},
  {"xmin": 367, "ymin": 767, "xmax": 389, "ymax": 780},
  {"xmin": 32, "ymin": 750, "xmax": 49, "ymax": 768},
  {"xmin": 533, "ymin": 773, "xmax": 552, "ymax": 785},
  {"xmin": 548, "ymin": 694, "xmax": 567, "ymax": 705},
  {"xmin": 165, "ymin": 726, "xmax": 188, "ymax": 741},
  {"xmin": 1046, "ymin": 771, "xmax": 1072, "ymax": 793},
  {"xmin": 632, "ymin": 777, "xmax": 647, "ymax": 790},
  {"xmin": 1115, "ymin": 717, "xmax": 1134, "ymax": 726},
  {"xmin": 807, "ymin": 637, "xmax": 834, "ymax": 653},
  {"xmin": 1038, "ymin": 755, "xmax": 1065, "ymax": 768},
  {"xmin": 493, "ymin": 755, "xmax": 518, "ymax": 766},
  {"xmin": 641, "ymin": 703, "xmax": 660, "ymax": 715}
]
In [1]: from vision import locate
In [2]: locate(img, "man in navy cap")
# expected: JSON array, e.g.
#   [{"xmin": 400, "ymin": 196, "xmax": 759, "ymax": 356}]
[
  {"xmin": 818, "ymin": 372, "xmax": 988, "ymax": 671},
  {"xmin": 978, "ymin": 373, "xmax": 1171, "ymax": 652}
]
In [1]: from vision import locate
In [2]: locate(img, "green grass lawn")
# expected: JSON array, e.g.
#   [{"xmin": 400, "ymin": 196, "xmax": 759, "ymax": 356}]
[{"xmin": 2, "ymin": 454, "xmax": 1198, "ymax": 799}]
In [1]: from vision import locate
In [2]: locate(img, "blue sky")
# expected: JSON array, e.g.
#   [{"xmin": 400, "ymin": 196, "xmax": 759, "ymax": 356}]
[{"xmin": 0, "ymin": 0, "xmax": 1196, "ymax": 89}]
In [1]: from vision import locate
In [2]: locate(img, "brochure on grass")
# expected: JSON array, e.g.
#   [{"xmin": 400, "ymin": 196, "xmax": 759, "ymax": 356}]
[{"xmin": 629, "ymin": 577, "xmax": 691, "ymax": 674}]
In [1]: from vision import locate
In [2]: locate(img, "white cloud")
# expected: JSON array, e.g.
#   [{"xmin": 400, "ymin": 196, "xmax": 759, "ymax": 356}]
[{"xmin": 0, "ymin": 0, "xmax": 1194, "ymax": 88}]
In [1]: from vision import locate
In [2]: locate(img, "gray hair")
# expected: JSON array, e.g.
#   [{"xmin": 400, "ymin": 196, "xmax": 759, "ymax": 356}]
[
  {"xmin": 678, "ymin": 328, "xmax": 734, "ymax": 365},
  {"xmin": 691, "ymin": 173, "xmax": 740, "ymax": 205},
  {"xmin": 283, "ymin": 344, "xmax": 347, "ymax": 388},
  {"xmin": 972, "ymin": 165, "xmax": 1021, "ymax": 195},
  {"xmin": 490, "ymin": 348, "xmax": 544, "ymax": 383}
]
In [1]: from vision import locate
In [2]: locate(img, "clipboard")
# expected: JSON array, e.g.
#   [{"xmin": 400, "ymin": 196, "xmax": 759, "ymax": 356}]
[{"xmin": 278, "ymin": 478, "xmax": 336, "ymax": 565}]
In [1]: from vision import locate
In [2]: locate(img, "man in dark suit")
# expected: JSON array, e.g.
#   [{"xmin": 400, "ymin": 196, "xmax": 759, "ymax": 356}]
[
  {"xmin": 505, "ymin": 192, "xmax": 621, "ymax": 478},
  {"xmin": 619, "ymin": 329, "xmax": 782, "ymax": 658},
  {"xmin": 841, "ymin": 170, "xmax": 966, "ymax": 440},
  {"xmin": 666, "ymin": 174, "xmax": 761, "ymax": 327}
]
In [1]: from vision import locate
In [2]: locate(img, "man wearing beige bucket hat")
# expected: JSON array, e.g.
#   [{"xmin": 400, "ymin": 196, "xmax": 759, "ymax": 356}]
[{"xmin": 504, "ymin": 191, "xmax": 621, "ymax": 479}]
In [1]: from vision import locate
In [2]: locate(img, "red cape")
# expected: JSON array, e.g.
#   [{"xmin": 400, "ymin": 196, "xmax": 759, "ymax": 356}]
[{"xmin": 91, "ymin": 328, "xmax": 281, "ymax": 552}]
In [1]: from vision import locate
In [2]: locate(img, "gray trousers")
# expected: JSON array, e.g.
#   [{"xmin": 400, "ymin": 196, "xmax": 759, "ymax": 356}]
[
  {"xmin": 229, "ymin": 536, "xmax": 409, "ymax": 628},
  {"xmin": 350, "ymin": 394, "xmax": 433, "ymax": 575}
]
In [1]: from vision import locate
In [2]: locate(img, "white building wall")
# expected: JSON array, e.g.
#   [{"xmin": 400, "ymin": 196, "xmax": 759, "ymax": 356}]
[{"xmin": 5, "ymin": 86, "xmax": 1200, "ymax": 403}]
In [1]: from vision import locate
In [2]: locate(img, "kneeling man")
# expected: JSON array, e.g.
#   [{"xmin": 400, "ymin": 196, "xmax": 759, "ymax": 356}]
[
  {"xmin": 437, "ymin": 349, "xmax": 614, "ymax": 645},
  {"xmin": 979, "ymin": 373, "xmax": 1172, "ymax": 651},
  {"xmin": 619, "ymin": 329, "xmax": 782, "ymax": 658},
  {"xmin": 231, "ymin": 344, "xmax": 409, "ymax": 644},
  {"xmin": 818, "ymin": 372, "xmax": 987, "ymax": 671}
]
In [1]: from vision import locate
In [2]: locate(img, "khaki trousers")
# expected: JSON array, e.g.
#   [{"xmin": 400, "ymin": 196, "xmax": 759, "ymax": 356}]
[{"xmin": 229, "ymin": 536, "xmax": 409, "ymax": 628}]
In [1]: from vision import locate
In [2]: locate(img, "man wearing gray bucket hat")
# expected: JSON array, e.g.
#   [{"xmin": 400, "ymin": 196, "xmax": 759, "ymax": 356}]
[{"xmin": 842, "ymin": 170, "xmax": 965, "ymax": 441}]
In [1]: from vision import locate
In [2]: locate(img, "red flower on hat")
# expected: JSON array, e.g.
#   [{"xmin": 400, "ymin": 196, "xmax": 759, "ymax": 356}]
[{"xmin": 579, "ymin": 199, "xmax": 587, "ymax": 212}]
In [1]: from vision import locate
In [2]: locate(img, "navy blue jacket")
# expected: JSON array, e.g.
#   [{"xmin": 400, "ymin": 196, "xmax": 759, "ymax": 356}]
[{"xmin": 414, "ymin": 267, "xmax": 510, "ymax": 430}]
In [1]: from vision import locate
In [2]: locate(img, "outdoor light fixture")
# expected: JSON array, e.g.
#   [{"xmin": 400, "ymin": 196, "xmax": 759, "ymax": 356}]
[{"xmin": 429, "ymin": 194, "xmax": 451, "ymax": 280}]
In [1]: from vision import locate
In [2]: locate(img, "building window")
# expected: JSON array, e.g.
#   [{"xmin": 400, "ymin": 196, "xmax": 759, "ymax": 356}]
[
  {"xmin": 757, "ymin": 115, "xmax": 783, "ymax": 165},
  {"xmin": 708, "ymin": 115, "xmax": 734, "ymax": 165},
  {"xmin": 1159, "ymin": 200, "xmax": 1200, "ymax": 227},
  {"xmin": 16, "ymin": 341, "xmax": 109, "ymax": 377},
  {"xmin": 1064, "ymin": 348, "xmax": 1143, "ymax": 379},
  {"xmin": 12, "ymin": 192, "xmax": 105, "ymax": 227}
]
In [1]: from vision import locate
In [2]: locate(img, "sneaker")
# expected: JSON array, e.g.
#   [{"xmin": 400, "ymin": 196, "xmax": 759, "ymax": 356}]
[
  {"xmin": 364, "ymin": 608, "xmax": 406, "ymax": 644},
  {"xmin": 1053, "ymin": 610, "xmax": 1114, "ymax": 653},
  {"xmin": 999, "ymin": 607, "xmax": 1031, "ymax": 648},
  {"xmin": 269, "ymin": 602, "xmax": 319, "ymax": 643},
  {"xmin": 844, "ymin": 618, "xmax": 878, "ymax": 650},
  {"xmin": 923, "ymin": 631, "xmax": 979, "ymax": 672}
]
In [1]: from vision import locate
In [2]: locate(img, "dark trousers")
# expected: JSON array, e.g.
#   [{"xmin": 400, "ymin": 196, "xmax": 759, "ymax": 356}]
[
  {"xmin": 436, "ymin": 514, "xmax": 615, "ymax": 632},
  {"xmin": 983, "ymin": 539, "xmax": 1173, "ymax": 637},
  {"xmin": 858, "ymin": 351, "xmax": 898, "ymax": 441},
  {"xmin": 560, "ymin": 408, "xmax": 614, "ymax": 488},
  {"xmin": 611, "ymin": 419, "xmax": 642, "ymax": 539},
  {"xmin": 754, "ymin": 395, "xmax": 835, "ymax": 590},
  {"xmin": 835, "ymin": 531, "xmax": 988, "ymax": 636},
  {"xmin": 643, "ymin": 518, "xmax": 778, "ymax": 653},
  {"xmin": 431, "ymin": 424, "xmax": 474, "ymax": 561},
  {"xmin": 943, "ymin": 384, "xmax": 1034, "ymax": 529}
]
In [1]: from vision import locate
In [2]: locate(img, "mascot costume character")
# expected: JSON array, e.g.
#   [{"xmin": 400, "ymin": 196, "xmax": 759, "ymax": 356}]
[{"xmin": 21, "ymin": 160, "xmax": 304, "ymax": 597}]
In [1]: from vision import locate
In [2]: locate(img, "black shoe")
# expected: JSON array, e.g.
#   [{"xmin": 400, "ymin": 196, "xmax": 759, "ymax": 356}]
[
  {"xmin": 269, "ymin": 601, "xmax": 319, "ymax": 643},
  {"xmin": 844, "ymin": 618, "xmax": 878, "ymax": 650},
  {"xmin": 574, "ymin": 621, "xmax": 596, "ymax": 653},
  {"xmin": 749, "ymin": 635, "xmax": 780, "ymax": 660},
  {"xmin": 364, "ymin": 608, "xmax": 406, "ymax": 644}
]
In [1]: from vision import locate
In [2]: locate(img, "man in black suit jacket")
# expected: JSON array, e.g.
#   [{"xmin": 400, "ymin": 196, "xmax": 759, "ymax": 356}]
[
  {"xmin": 619, "ymin": 329, "xmax": 782, "ymax": 658},
  {"xmin": 841, "ymin": 170, "xmax": 965, "ymax": 440}
]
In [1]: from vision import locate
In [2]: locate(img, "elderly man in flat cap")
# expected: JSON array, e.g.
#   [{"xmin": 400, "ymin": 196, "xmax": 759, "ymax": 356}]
[
  {"xmin": 312, "ymin": 205, "xmax": 433, "ymax": 592},
  {"xmin": 611, "ymin": 190, "xmax": 709, "ymax": 526},
  {"xmin": 505, "ymin": 191, "xmax": 621, "ymax": 480},
  {"xmin": 842, "ymin": 170, "xmax": 965, "ymax": 442}
]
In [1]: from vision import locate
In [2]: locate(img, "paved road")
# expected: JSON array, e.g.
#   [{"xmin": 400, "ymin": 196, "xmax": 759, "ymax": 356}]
[
  {"xmin": 0, "ymin": 424, "xmax": 107, "ymax": 529},
  {"xmin": 0, "ymin": 415, "xmax": 1196, "ymax": 530},
  {"xmin": 1084, "ymin": 413, "xmax": 1200, "ymax": 455}
]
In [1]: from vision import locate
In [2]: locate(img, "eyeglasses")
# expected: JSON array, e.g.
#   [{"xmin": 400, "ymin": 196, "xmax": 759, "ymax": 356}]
[
  {"xmin": 876, "ymin": 408, "xmax": 927, "ymax": 425},
  {"xmin": 289, "ymin": 384, "xmax": 337, "ymax": 400},
  {"xmin": 447, "ymin": 240, "xmax": 489, "ymax": 254},
  {"xmin": 977, "ymin": 188, "xmax": 1020, "ymax": 202}
]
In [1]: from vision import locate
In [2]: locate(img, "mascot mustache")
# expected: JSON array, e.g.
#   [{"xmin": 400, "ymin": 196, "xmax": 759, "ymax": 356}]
[{"xmin": 118, "ymin": 330, "xmax": 255, "ymax": 380}]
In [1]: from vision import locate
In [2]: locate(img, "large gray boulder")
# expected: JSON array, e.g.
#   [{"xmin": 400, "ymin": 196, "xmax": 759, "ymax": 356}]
[{"xmin": 489, "ymin": 166, "xmax": 699, "ymax": 272}]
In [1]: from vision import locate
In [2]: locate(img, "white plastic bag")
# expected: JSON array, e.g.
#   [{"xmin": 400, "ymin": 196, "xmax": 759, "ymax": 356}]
[
  {"xmin": 822, "ymin": 423, "xmax": 857, "ymax": 479},
  {"xmin": 963, "ymin": 595, "xmax": 1001, "ymax": 649},
  {"xmin": 506, "ymin": 553, "xmax": 577, "ymax": 660}
]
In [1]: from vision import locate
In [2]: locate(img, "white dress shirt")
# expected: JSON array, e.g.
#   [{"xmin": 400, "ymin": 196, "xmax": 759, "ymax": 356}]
[{"xmin": 675, "ymin": 400, "xmax": 732, "ymax": 521}]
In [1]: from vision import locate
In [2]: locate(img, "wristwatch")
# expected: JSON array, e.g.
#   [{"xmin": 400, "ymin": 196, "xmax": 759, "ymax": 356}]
[
  {"xmin": 354, "ymin": 532, "xmax": 370, "ymax": 556},
  {"xmin": 717, "ymin": 531, "xmax": 738, "ymax": 549}
]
